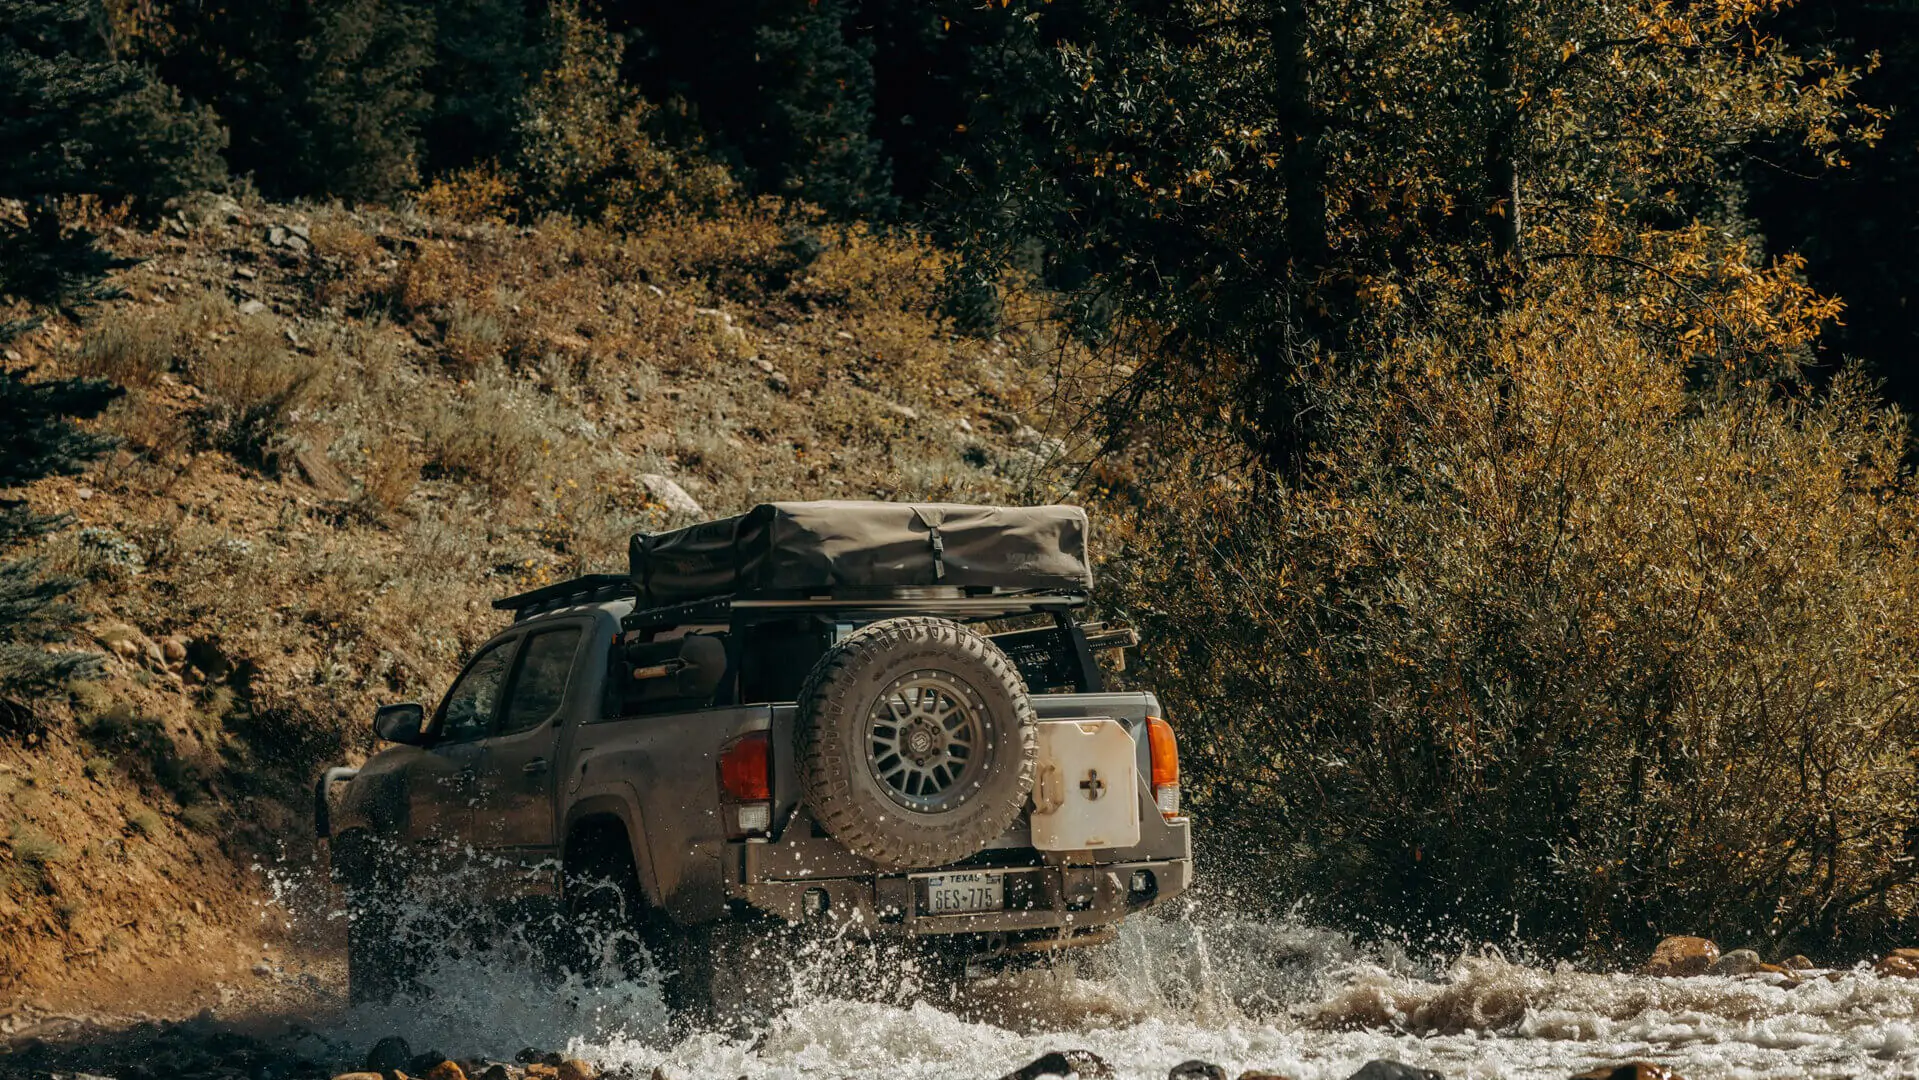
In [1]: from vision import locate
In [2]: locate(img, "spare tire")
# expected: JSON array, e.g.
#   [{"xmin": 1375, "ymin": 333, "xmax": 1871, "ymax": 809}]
[{"xmin": 797, "ymin": 616, "xmax": 1037, "ymax": 870}]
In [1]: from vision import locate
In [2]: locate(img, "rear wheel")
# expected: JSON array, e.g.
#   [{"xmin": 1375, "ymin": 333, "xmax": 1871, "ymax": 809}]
[
  {"xmin": 655, "ymin": 916, "xmax": 799, "ymax": 1034},
  {"xmin": 561, "ymin": 828, "xmax": 654, "ymax": 984}
]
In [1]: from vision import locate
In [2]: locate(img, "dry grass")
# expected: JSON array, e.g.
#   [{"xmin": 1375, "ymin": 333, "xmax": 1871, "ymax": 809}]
[
  {"xmin": 15, "ymin": 193, "xmax": 1067, "ymax": 763},
  {"xmin": 0, "ymin": 191, "xmax": 1074, "ymax": 993}
]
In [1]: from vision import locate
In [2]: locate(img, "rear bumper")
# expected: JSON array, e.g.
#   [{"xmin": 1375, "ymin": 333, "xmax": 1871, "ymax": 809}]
[{"xmin": 726, "ymin": 820, "xmax": 1192, "ymax": 944}]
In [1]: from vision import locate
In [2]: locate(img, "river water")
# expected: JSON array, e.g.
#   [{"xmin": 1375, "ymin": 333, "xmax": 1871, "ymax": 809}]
[{"xmin": 302, "ymin": 903, "xmax": 1919, "ymax": 1080}]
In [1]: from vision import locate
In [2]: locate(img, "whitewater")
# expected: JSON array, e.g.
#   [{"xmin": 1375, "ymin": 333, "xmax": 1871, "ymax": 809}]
[{"xmin": 296, "ymin": 902, "xmax": 1919, "ymax": 1080}]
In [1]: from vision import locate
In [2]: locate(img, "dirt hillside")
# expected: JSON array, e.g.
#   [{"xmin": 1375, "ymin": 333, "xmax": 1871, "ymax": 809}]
[{"xmin": 0, "ymin": 192, "xmax": 1066, "ymax": 1015}]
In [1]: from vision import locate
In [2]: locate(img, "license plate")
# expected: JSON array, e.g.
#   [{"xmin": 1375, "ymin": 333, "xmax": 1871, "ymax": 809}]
[{"xmin": 923, "ymin": 872, "xmax": 1004, "ymax": 914}]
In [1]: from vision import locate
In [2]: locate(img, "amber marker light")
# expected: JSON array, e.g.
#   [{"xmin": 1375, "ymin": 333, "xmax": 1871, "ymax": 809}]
[{"xmin": 1146, "ymin": 715, "xmax": 1182, "ymax": 819}]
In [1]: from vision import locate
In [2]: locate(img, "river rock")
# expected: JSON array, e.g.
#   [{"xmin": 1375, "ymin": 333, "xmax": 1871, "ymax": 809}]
[
  {"xmin": 335, "ymin": 1073, "xmax": 385, "ymax": 1080},
  {"xmin": 1781, "ymin": 954, "xmax": 1815, "ymax": 970},
  {"xmin": 999, "ymin": 1051, "xmax": 1114, "ymax": 1080},
  {"xmin": 366, "ymin": 1038, "xmax": 412, "ymax": 1074},
  {"xmin": 1642, "ymin": 936, "xmax": 1719, "ymax": 976},
  {"xmin": 1875, "ymin": 948, "xmax": 1919, "ymax": 978},
  {"xmin": 476, "ymin": 1066, "xmax": 513, "ymax": 1080},
  {"xmin": 1169, "ymin": 1063, "xmax": 1226, "ymax": 1080},
  {"xmin": 1571, "ymin": 1065, "xmax": 1683, "ymax": 1080},
  {"xmin": 998, "ymin": 1051, "xmax": 1113, "ymax": 1080},
  {"xmin": 1709, "ymin": 949, "xmax": 1764, "ymax": 976},
  {"xmin": 1238, "ymin": 1073, "xmax": 1300, "ymax": 1080},
  {"xmin": 426, "ymin": 1062, "xmax": 468, "ymax": 1080},
  {"xmin": 1347, "ymin": 1064, "xmax": 1443, "ymax": 1080},
  {"xmin": 556, "ymin": 1061, "xmax": 595, "ymax": 1080}
]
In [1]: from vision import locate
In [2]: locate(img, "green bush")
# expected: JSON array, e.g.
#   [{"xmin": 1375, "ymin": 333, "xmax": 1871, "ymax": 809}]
[
  {"xmin": 1104, "ymin": 282, "xmax": 1919, "ymax": 959},
  {"xmin": 515, "ymin": 3, "xmax": 735, "ymax": 228}
]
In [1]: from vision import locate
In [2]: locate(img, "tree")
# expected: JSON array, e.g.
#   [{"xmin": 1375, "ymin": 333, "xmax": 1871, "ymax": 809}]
[
  {"xmin": 152, "ymin": 0, "xmax": 432, "ymax": 201},
  {"xmin": 0, "ymin": 320, "xmax": 121, "ymax": 698},
  {"xmin": 0, "ymin": 0, "xmax": 226, "ymax": 207},
  {"xmin": 1748, "ymin": 0, "xmax": 1919, "ymax": 415},
  {"xmin": 514, "ymin": 2, "xmax": 734, "ymax": 226},
  {"xmin": 597, "ymin": 0, "xmax": 894, "ymax": 217},
  {"xmin": 0, "ymin": 0, "xmax": 226, "ymax": 302},
  {"xmin": 945, "ymin": 0, "xmax": 1876, "ymax": 467},
  {"xmin": 421, "ymin": 0, "xmax": 542, "ymax": 174},
  {"xmin": 746, "ymin": 0, "xmax": 894, "ymax": 218}
]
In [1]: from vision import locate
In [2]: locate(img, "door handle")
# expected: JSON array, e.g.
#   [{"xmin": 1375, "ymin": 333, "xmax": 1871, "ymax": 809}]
[{"xmin": 522, "ymin": 758, "xmax": 549, "ymax": 776}]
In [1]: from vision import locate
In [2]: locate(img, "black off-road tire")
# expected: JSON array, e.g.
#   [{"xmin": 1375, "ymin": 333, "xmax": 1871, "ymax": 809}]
[
  {"xmin": 561, "ymin": 832, "xmax": 654, "ymax": 984},
  {"xmin": 796, "ymin": 616, "xmax": 1037, "ymax": 870},
  {"xmin": 657, "ymin": 916, "xmax": 799, "ymax": 1034},
  {"xmin": 336, "ymin": 832, "xmax": 412, "ymax": 1004}
]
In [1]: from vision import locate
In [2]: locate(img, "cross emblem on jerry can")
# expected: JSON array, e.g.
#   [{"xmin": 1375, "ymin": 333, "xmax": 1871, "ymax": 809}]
[{"xmin": 1079, "ymin": 768, "xmax": 1106, "ymax": 800}]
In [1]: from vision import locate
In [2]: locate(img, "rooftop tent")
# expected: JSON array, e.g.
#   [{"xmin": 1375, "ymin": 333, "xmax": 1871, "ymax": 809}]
[{"xmin": 627, "ymin": 501, "xmax": 1093, "ymax": 608}]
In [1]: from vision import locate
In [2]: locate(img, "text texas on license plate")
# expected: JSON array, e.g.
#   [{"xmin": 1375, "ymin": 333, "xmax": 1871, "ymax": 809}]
[{"xmin": 924, "ymin": 871, "xmax": 1004, "ymax": 913}]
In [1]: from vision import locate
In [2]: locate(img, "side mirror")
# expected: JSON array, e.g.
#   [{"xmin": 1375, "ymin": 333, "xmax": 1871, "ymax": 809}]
[{"xmin": 373, "ymin": 701, "xmax": 427, "ymax": 744}]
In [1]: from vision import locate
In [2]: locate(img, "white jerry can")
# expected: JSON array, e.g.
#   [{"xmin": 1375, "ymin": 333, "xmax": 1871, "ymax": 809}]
[{"xmin": 1030, "ymin": 717, "xmax": 1141, "ymax": 851}]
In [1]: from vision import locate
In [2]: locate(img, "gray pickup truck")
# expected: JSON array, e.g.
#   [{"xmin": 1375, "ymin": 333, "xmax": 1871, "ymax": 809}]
[{"xmin": 317, "ymin": 502, "xmax": 1192, "ymax": 1016}]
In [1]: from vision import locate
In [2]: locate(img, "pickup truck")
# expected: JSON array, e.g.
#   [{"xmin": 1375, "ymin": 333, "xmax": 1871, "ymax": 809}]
[{"xmin": 316, "ymin": 502, "xmax": 1193, "ymax": 1019}]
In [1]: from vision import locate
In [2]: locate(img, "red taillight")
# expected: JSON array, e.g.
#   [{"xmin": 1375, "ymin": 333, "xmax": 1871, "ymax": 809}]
[
  {"xmin": 1146, "ymin": 715, "xmax": 1181, "ymax": 819},
  {"xmin": 718, "ymin": 730, "xmax": 772, "ymax": 802}
]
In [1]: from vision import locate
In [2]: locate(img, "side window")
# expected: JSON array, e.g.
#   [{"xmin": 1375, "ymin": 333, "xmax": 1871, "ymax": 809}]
[
  {"xmin": 438, "ymin": 640, "xmax": 516, "ymax": 741},
  {"xmin": 499, "ymin": 627, "xmax": 582, "ymax": 735}
]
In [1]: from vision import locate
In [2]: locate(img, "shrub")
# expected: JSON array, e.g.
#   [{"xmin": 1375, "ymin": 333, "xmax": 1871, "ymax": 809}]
[
  {"xmin": 75, "ymin": 310, "xmax": 178, "ymax": 387},
  {"xmin": 6, "ymin": 827, "xmax": 64, "ymax": 890},
  {"xmin": 191, "ymin": 317, "xmax": 324, "ymax": 466},
  {"xmin": 421, "ymin": 372, "xmax": 553, "ymax": 497},
  {"xmin": 515, "ymin": 3, "xmax": 735, "ymax": 228},
  {"xmin": 441, "ymin": 296, "xmax": 508, "ymax": 371},
  {"xmin": 1103, "ymin": 282, "xmax": 1919, "ymax": 959},
  {"xmin": 417, "ymin": 163, "xmax": 519, "ymax": 225},
  {"xmin": 354, "ymin": 434, "xmax": 419, "ymax": 521},
  {"xmin": 127, "ymin": 808, "xmax": 161, "ymax": 837}
]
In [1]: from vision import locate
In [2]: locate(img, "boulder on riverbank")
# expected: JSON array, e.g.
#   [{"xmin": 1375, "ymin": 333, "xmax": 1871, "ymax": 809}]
[
  {"xmin": 1875, "ymin": 948, "xmax": 1919, "ymax": 977},
  {"xmin": 1571, "ymin": 1064, "xmax": 1684, "ymax": 1080},
  {"xmin": 997, "ymin": 1050, "xmax": 1114, "ymax": 1080},
  {"xmin": 1641, "ymin": 936, "xmax": 1719, "ymax": 976}
]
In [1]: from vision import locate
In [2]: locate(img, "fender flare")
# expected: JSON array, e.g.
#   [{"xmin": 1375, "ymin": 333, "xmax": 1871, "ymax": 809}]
[{"xmin": 560, "ymin": 789, "xmax": 662, "ymax": 910}]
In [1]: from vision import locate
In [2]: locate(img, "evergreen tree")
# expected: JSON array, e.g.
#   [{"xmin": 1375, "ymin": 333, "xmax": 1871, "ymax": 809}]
[
  {"xmin": 0, "ymin": 319, "xmax": 121, "ymax": 697},
  {"xmin": 0, "ymin": 0, "xmax": 226, "ymax": 302},
  {"xmin": 747, "ymin": 0, "xmax": 894, "ymax": 218},
  {"xmin": 0, "ymin": 0, "xmax": 227, "ymax": 207},
  {"xmin": 599, "ymin": 0, "xmax": 895, "ymax": 217},
  {"xmin": 422, "ymin": 0, "xmax": 543, "ymax": 173},
  {"xmin": 153, "ymin": 0, "xmax": 433, "ymax": 201}
]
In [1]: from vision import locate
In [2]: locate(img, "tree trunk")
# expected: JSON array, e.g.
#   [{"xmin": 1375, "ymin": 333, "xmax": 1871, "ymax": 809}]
[
  {"xmin": 1482, "ymin": 0, "xmax": 1521, "ymax": 292},
  {"xmin": 1272, "ymin": 0, "xmax": 1330, "ymax": 274},
  {"xmin": 1259, "ymin": 0, "xmax": 1333, "ymax": 471}
]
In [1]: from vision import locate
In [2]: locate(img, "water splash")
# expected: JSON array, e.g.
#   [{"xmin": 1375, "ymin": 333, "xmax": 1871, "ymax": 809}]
[{"xmin": 253, "ymin": 855, "xmax": 1919, "ymax": 1080}]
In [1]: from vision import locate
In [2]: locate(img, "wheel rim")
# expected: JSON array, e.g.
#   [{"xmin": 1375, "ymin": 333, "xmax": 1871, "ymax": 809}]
[{"xmin": 867, "ymin": 672, "xmax": 987, "ymax": 812}]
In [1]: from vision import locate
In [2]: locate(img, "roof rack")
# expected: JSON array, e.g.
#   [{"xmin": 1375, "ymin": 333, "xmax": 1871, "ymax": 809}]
[
  {"xmin": 494, "ymin": 575, "xmax": 1088, "ymax": 627},
  {"xmin": 621, "ymin": 586, "xmax": 1087, "ymax": 631},
  {"xmin": 493, "ymin": 574, "xmax": 635, "ymax": 619}
]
